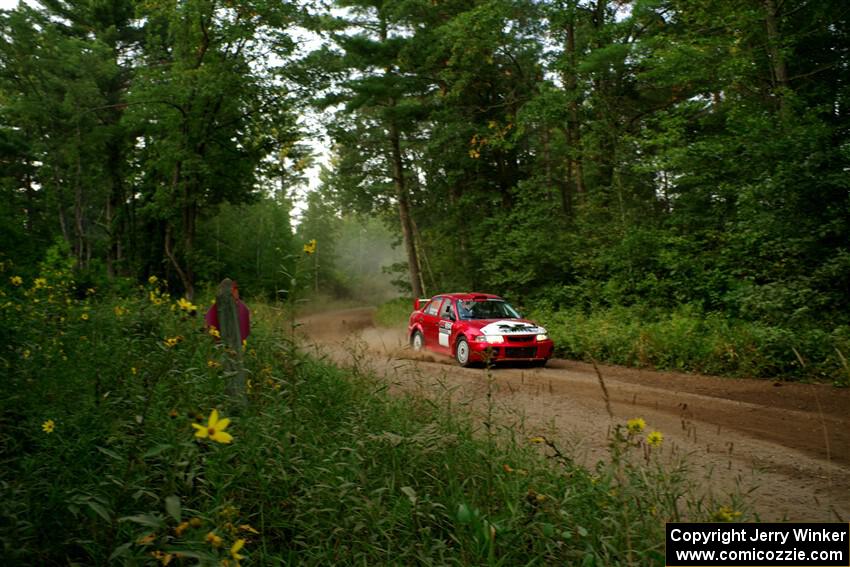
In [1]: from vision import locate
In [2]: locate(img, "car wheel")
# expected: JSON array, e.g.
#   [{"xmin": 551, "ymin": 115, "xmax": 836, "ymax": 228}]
[
  {"xmin": 411, "ymin": 330, "xmax": 424, "ymax": 352},
  {"xmin": 455, "ymin": 337, "xmax": 471, "ymax": 367}
]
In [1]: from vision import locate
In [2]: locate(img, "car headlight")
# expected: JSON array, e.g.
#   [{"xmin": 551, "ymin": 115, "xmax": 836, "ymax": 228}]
[
  {"xmin": 536, "ymin": 333, "xmax": 549, "ymax": 341},
  {"xmin": 474, "ymin": 335, "xmax": 504, "ymax": 344}
]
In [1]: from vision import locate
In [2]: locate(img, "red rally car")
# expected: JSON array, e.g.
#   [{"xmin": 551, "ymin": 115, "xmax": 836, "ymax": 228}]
[{"xmin": 408, "ymin": 293, "xmax": 554, "ymax": 367}]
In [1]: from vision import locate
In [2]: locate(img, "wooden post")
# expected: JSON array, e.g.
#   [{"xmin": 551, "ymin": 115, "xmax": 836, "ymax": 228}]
[{"xmin": 216, "ymin": 278, "xmax": 247, "ymax": 404}]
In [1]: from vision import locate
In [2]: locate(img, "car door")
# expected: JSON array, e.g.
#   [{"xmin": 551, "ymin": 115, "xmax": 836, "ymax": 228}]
[
  {"xmin": 436, "ymin": 298, "xmax": 457, "ymax": 354},
  {"xmin": 420, "ymin": 297, "xmax": 443, "ymax": 349}
]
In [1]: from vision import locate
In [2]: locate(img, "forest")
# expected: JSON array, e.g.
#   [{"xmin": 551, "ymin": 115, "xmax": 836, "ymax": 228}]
[
  {"xmin": 1, "ymin": 1, "xmax": 849, "ymax": 564},
  {"xmin": 2, "ymin": 0, "xmax": 849, "ymax": 379}
]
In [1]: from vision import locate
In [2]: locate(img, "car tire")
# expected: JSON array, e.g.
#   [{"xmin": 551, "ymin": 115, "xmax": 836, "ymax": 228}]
[
  {"xmin": 411, "ymin": 330, "xmax": 424, "ymax": 352},
  {"xmin": 455, "ymin": 337, "xmax": 471, "ymax": 367}
]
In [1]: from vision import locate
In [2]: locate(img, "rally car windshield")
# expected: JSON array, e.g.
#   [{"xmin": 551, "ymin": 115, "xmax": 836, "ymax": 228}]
[{"xmin": 457, "ymin": 300, "xmax": 520, "ymax": 320}]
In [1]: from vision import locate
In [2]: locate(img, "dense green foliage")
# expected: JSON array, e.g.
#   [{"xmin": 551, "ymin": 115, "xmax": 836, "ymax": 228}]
[
  {"xmin": 313, "ymin": 0, "xmax": 849, "ymax": 380},
  {"xmin": 0, "ymin": 263, "xmax": 745, "ymax": 565},
  {"xmin": 2, "ymin": 2, "xmax": 848, "ymax": 368}
]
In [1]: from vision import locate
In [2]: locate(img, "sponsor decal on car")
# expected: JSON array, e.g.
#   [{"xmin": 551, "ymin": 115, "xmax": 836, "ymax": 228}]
[{"xmin": 480, "ymin": 320, "xmax": 544, "ymax": 336}]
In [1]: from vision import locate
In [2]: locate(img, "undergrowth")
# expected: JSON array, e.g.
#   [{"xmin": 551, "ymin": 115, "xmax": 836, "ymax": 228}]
[{"xmin": 1, "ymin": 263, "xmax": 746, "ymax": 566}]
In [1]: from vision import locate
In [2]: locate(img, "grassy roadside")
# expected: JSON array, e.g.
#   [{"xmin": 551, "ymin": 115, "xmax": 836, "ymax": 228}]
[{"xmin": 1, "ymin": 272, "xmax": 746, "ymax": 565}]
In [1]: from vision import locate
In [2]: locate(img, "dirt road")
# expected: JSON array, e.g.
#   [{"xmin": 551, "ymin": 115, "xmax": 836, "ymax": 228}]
[{"xmin": 299, "ymin": 307, "xmax": 850, "ymax": 522}]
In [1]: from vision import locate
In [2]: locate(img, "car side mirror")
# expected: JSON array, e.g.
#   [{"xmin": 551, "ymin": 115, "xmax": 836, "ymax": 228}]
[{"xmin": 448, "ymin": 312, "xmax": 456, "ymax": 322}]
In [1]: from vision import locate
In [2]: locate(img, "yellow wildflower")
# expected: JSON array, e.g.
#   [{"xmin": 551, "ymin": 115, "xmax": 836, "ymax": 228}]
[
  {"xmin": 176, "ymin": 297, "xmax": 197, "ymax": 312},
  {"xmin": 80, "ymin": 313, "xmax": 89, "ymax": 321},
  {"xmin": 164, "ymin": 336, "xmax": 182, "ymax": 348},
  {"xmin": 303, "ymin": 239, "xmax": 317, "ymax": 255},
  {"xmin": 529, "ymin": 436, "xmax": 545, "ymax": 444},
  {"xmin": 238, "ymin": 524, "xmax": 259, "ymax": 534},
  {"xmin": 174, "ymin": 521, "xmax": 190, "ymax": 537},
  {"xmin": 137, "ymin": 533, "xmax": 156, "ymax": 545},
  {"xmin": 34, "ymin": 278, "xmax": 47, "ymax": 289},
  {"xmin": 230, "ymin": 539, "xmax": 246, "ymax": 562},
  {"xmin": 131, "ymin": 367, "xmax": 138, "ymax": 375},
  {"xmin": 150, "ymin": 550, "xmax": 174, "ymax": 565},
  {"xmin": 626, "ymin": 418, "xmax": 646, "ymax": 434},
  {"xmin": 189, "ymin": 517, "xmax": 203, "ymax": 528},
  {"xmin": 208, "ymin": 327, "xmax": 221, "ymax": 338},
  {"xmin": 712, "ymin": 505, "xmax": 742, "ymax": 522},
  {"xmin": 646, "ymin": 430, "xmax": 663, "ymax": 447},
  {"xmin": 205, "ymin": 531, "xmax": 223, "ymax": 547},
  {"xmin": 148, "ymin": 275, "xmax": 158, "ymax": 284},
  {"xmin": 207, "ymin": 360, "xmax": 221, "ymax": 369},
  {"xmin": 192, "ymin": 409, "xmax": 233, "ymax": 444},
  {"xmin": 42, "ymin": 419, "xmax": 55, "ymax": 433},
  {"xmin": 10, "ymin": 276, "xmax": 22, "ymax": 286},
  {"xmin": 114, "ymin": 305, "xmax": 128, "ymax": 317},
  {"xmin": 23, "ymin": 349, "xmax": 30, "ymax": 359}
]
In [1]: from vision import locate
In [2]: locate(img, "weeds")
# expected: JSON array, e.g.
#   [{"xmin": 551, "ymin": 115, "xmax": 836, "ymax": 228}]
[{"xmin": 0, "ymin": 265, "xmax": 745, "ymax": 565}]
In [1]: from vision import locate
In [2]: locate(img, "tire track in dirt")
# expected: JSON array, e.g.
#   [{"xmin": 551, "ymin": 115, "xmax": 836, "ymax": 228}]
[{"xmin": 299, "ymin": 307, "xmax": 850, "ymax": 522}]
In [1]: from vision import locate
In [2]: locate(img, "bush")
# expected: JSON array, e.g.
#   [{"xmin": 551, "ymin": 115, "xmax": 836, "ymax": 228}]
[{"xmin": 534, "ymin": 305, "xmax": 850, "ymax": 382}]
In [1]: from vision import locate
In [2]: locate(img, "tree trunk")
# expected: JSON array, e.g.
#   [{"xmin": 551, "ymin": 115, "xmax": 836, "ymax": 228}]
[
  {"xmin": 564, "ymin": 3, "xmax": 585, "ymax": 210},
  {"xmin": 763, "ymin": 0, "xmax": 789, "ymax": 116},
  {"xmin": 388, "ymin": 120, "xmax": 424, "ymax": 298}
]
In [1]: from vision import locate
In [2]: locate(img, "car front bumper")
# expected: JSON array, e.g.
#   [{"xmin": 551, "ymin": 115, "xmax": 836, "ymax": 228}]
[{"xmin": 468, "ymin": 338, "xmax": 554, "ymax": 362}]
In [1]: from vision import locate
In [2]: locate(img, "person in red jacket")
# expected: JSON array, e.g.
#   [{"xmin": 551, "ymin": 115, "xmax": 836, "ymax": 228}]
[{"xmin": 204, "ymin": 280, "xmax": 251, "ymax": 342}]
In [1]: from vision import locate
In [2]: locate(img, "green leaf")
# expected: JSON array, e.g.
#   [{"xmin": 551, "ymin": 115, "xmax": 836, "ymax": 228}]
[
  {"xmin": 165, "ymin": 495, "xmax": 181, "ymax": 523},
  {"xmin": 119, "ymin": 514, "xmax": 165, "ymax": 529},
  {"xmin": 86, "ymin": 501, "xmax": 111, "ymax": 523}
]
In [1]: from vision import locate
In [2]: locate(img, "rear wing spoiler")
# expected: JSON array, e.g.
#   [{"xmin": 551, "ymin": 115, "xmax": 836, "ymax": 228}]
[{"xmin": 413, "ymin": 297, "xmax": 429, "ymax": 311}]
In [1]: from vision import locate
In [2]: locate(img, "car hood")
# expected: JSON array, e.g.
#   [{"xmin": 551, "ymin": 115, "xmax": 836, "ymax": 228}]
[{"xmin": 461, "ymin": 319, "xmax": 546, "ymax": 336}]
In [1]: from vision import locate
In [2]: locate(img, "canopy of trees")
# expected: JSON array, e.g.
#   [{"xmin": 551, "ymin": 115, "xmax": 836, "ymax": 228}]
[{"xmin": 2, "ymin": 0, "xmax": 848, "ymax": 332}]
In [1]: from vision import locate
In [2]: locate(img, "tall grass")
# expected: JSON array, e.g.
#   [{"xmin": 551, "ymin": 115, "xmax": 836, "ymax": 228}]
[
  {"xmin": 0, "ymin": 266, "xmax": 744, "ymax": 565},
  {"xmin": 534, "ymin": 306, "xmax": 850, "ymax": 383}
]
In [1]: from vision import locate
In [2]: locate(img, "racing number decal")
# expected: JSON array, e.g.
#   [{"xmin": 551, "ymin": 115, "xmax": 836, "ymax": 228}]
[{"xmin": 438, "ymin": 321, "xmax": 453, "ymax": 347}]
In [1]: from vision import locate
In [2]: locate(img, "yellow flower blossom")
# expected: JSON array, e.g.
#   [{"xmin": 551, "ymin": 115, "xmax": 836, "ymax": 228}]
[
  {"xmin": 303, "ymin": 239, "xmax": 317, "ymax": 255},
  {"xmin": 114, "ymin": 305, "xmax": 128, "ymax": 317},
  {"xmin": 189, "ymin": 517, "xmax": 203, "ymax": 528},
  {"xmin": 80, "ymin": 313, "xmax": 89, "ymax": 321},
  {"xmin": 207, "ymin": 359, "xmax": 221, "ymax": 368},
  {"xmin": 208, "ymin": 327, "xmax": 221, "ymax": 339},
  {"xmin": 164, "ymin": 336, "xmax": 182, "ymax": 348},
  {"xmin": 150, "ymin": 550, "xmax": 174, "ymax": 565},
  {"xmin": 192, "ymin": 409, "xmax": 233, "ymax": 444},
  {"xmin": 137, "ymin": 533, "xmax": 156, "ymax": 545},
  {"xmin": 712, "ymin": 505, "xmax": 742, "ymax": 522},
  {"xmin": 176, "ymin": 297, "xmax": 197, "ymax": 312},
  {"xmin": 23, "ymin": 349, "xmax": 30, "ymax": 359},
  {"xmin": 626, "ymin": 418, "xmax": 646, "ymax": 434},
  {"xmin": 34, "ymin": 278, "xmax": 47, "ymax": 289},
  {"xmin": 230, "ymin": 539, "xmax": 246, "ymax": 562},
  {"xmin": 131, "ymin": 367, "xmax": 138, "ymax": 375},
  {"xmin": 148, "ymin": 275, "xmax": 158, "ymax": 284},
  {"xmin": 42, "ymin": 419, "xmax": 55, "ymax": 433},
  {"xmin": 174, "ymin": 521, "xmax": 190, "ymax": 537},
  {"xmin": 205, "ymin": 531, "xmax": 223, "ymax": 547},
  {"xmin": 646, "ymin": 430, "xmax": 663, "ymax": 447},
  {"xmin": 10, "ymin": 276, "xmax": 22, "ymax": 286}
]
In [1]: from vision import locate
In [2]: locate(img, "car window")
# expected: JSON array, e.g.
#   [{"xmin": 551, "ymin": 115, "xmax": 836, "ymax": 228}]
[
  {"xmin": 440, "ymin": 299, "xmax": 455, "ymax": 320},
  {"xmin": 424, "ymin": 297, "xmax": 441, "ymax": 316},
  {"xmin": 457, "ymin": 300, "xmax": 520, "ymax": 320}
]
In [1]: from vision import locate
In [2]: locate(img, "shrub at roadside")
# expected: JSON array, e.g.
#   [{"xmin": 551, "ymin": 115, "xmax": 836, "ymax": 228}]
[{"xmin": 534, "ymin": 305, "xmax": 850, "ymax": 383}]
